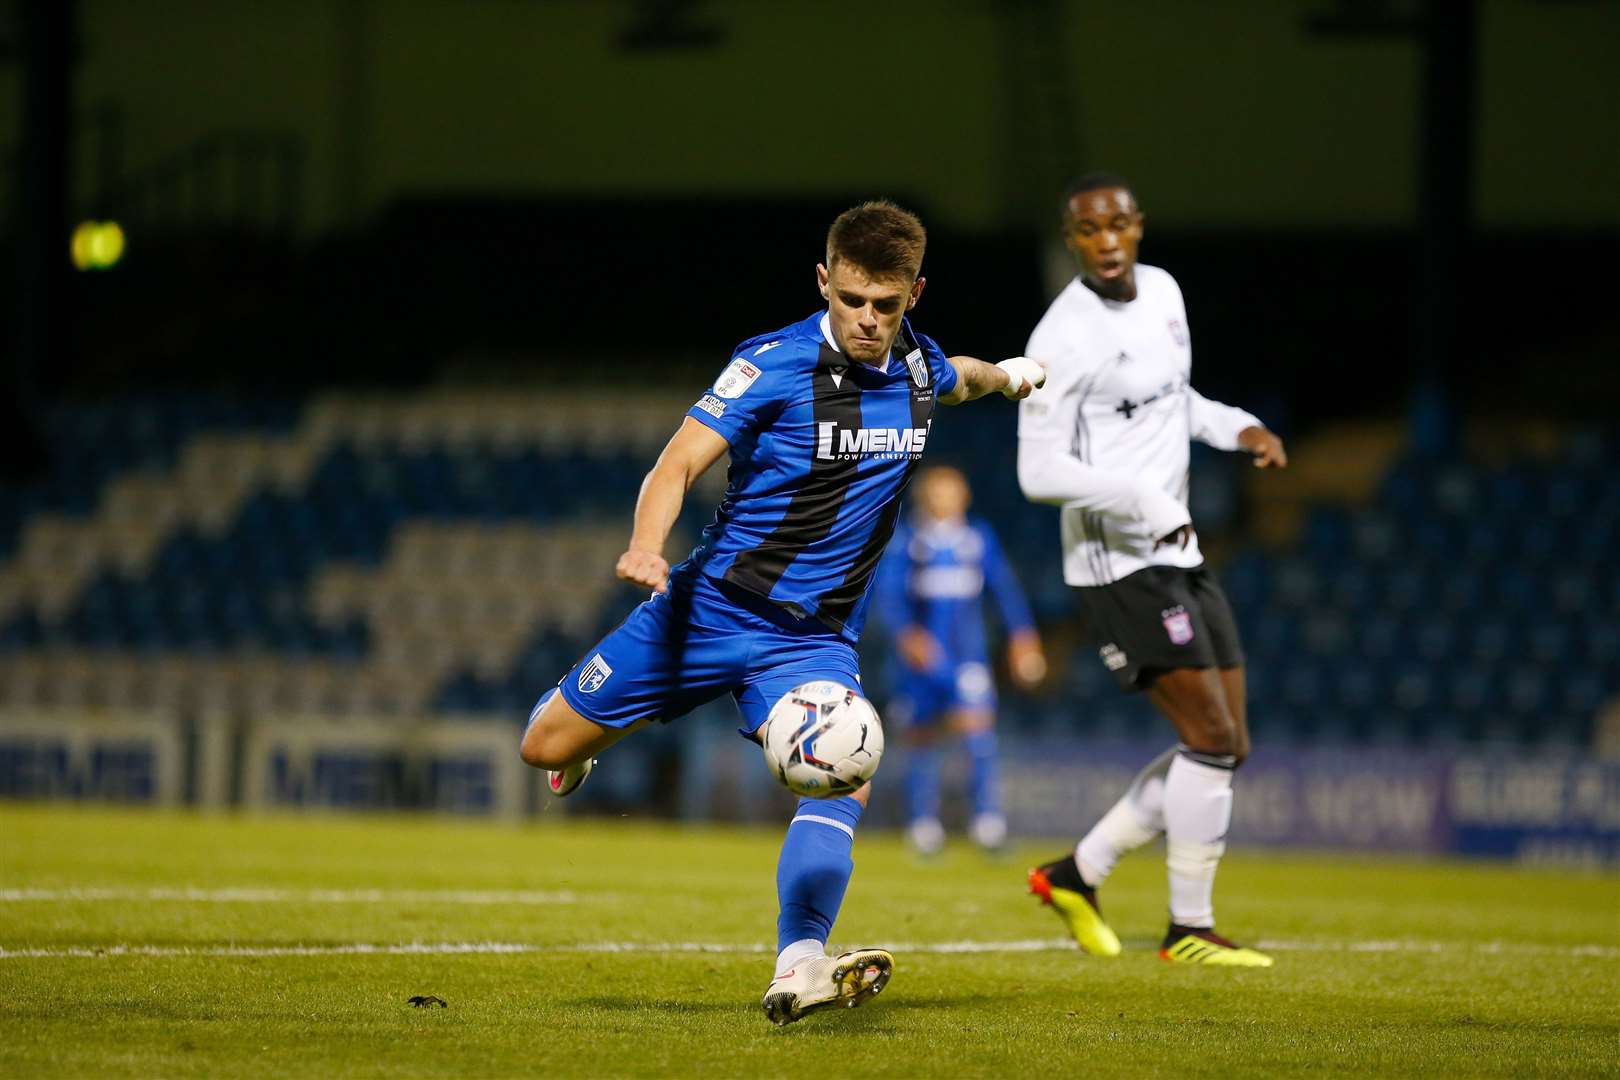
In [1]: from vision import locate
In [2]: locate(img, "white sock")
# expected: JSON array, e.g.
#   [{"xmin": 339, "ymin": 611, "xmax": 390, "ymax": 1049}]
[
  {"xmin": 774, "ymin": 938, "xmax": 824, "ymax": 977},
  {"xmin": 1075, "ymin": 745, "xmax": 1176, "ymax": 887},
  {"xmin": 1163, "ymin": 751, "xmax": 1235, "ymax": 929}
]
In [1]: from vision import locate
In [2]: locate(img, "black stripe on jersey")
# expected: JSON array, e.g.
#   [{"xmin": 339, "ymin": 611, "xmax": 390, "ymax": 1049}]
[
  {"xmin": 815, "ymin": 365, "xmax": 938, "ymax": 632},
  {"xmin": 724, "ymin": 343, "xmax": 863, "ymax": 608}
]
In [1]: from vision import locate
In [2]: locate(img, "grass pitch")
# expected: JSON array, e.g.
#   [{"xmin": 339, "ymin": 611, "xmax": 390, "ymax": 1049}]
[{"xmin": 2, "ymin": 804, "xmax": 1615, "ymax": 1078}]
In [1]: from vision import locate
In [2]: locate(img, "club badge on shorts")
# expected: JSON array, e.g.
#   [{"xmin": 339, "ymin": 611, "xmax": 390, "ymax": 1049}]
[
  {"xmin": 577, "ymin": 653, "xmax": 614, "ymax": 694},
  {"xmin": 1161, "ymin": 606, "xmax": 1195, "ymax": 645}
]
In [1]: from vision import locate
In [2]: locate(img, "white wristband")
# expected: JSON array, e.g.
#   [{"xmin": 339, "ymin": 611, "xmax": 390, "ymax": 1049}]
[{"xmin": 995, "ymin": 356, "xmax": 1046, "ymax": 398}]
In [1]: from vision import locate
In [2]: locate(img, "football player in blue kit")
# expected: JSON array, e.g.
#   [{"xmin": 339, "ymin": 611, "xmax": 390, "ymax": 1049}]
[
  {"xmin": 872, "ymin": 465, "xmax": 1046, "ymax": 856},
  {"xmin": 518, "ymin": 200, "xmax": 1046, "ymax": 1025}
]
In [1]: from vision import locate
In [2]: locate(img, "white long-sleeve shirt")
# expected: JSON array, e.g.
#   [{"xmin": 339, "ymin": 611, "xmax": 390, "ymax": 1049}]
[{"xmin": 1017, "ymin": 264, "xmax": 1261, "ymax": 587}]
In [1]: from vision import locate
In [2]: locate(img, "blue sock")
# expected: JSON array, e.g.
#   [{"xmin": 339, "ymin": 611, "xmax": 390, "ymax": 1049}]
[
  {"xmin": 904, "ymin": 742, "xmax": 942, "ymax": 824},
  {"xmin": 964, "ymin": 728, "xmax": 1001, "ymax": 818},
  {"xmin": 775, "ymin": 795, "xmax": 864, "ymax": 953}
]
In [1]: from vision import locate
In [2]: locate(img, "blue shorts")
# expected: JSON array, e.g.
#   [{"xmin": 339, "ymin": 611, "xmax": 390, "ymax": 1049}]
[
  {"xmin": 891, "ymin": 659, "xmax": 996, "ymax": 727},
  {"xmin": 549, "ymin": 571, "xmax": 862, "ymax": 737}
]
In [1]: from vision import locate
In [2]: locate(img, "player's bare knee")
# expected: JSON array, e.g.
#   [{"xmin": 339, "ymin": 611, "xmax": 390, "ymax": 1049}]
[
  {"xmin": 518, "ymin": 725, "xmax": 555, "ymax": 769},
  {"xmin": 849, "ymin": 782, "xmax": 873, "ymax": 807},
  {"xmin": 519, "ymin": 721, "xmax": 576, "ymax": 770},
  {"xmin": 1182, "ymin": 699, "xmax": 1238, "ymax": 757}
]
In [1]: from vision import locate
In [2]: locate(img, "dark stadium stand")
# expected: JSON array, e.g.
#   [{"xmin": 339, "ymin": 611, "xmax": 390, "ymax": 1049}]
[{"xmin": 0, "ymin": 394, "xmax": 1613, "ymax": 748}]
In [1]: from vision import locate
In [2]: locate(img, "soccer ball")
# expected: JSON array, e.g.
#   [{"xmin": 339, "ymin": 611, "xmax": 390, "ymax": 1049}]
[{"xmin": 760, "ymin": 681, "xmax": 885, "ymax": 798}]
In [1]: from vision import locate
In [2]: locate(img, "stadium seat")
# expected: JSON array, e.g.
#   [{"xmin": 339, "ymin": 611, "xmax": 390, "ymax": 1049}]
[{"xmin": 2, "ymin": 395, "xmax": 1613, "ymax": 756}]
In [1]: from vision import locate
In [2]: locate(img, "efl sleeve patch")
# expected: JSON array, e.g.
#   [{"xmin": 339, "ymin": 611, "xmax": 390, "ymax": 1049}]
[
  {"xmin": 687, "ymin": 352, "xmax": 783, "ymax": 444},
  {"xmin": 713, "ymin": 357, "xmax": 763, "ymax": 399}
]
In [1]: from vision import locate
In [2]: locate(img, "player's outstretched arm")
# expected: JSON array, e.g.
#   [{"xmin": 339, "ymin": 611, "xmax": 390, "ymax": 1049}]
[
  {"xmin": 939, "ymin": 356, "xmax": 1045, "ymax": 405},
  {"xmin": 1188, "ymin": 388, "xmax": 1287, "ymax": 468},
  {"xmin": 1238, "ymin": 425, "xmax": 1288, "ymax": 468},
  {"xmin": 618, "ymin": 418, "xmax": 729, "ymax": 594}
]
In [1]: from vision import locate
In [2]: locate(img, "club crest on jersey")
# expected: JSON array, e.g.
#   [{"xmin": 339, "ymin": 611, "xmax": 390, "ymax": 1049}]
[
  {"xmin": 577, "ymin": 653, "xmax": 614, "ymax": 694},
  {"xmin": 816, "ymin": 419, "xmax": 931, "ymax": 461},
  {"xmin": 1161, "ymin": 606, "xmax": 1195, "ymax": 645},
  {"xmin": 714, "ymin": 358, "xmax": 762, "ymax": 399},
  {"xmin": 1100, "ymin": 643, "xmax": 1129, "ymax": 671},
  {"xmin": 905, "ymin": 348, "xmax": 930, "ymax": 388}
]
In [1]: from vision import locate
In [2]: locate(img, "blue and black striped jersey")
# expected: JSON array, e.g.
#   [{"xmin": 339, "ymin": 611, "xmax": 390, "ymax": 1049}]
[{"xmin": 680, "ymin": 310, "xmax": 958, "ymax": 641}]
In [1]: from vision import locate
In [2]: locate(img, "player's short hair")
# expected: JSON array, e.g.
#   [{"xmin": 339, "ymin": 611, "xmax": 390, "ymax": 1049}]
[
  {"xmin": 1062, "ymin": 171, "xmax": 1134, "ymax": 215},
  {"xmin": 826, "ymin": 199, "xmax": 926, "ymax": 281}
]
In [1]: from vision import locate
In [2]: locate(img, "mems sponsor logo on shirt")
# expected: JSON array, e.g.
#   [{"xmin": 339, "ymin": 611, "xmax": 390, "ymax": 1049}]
[{"xmin": 815, "ymin": 420, "xmax": 931, "ymax": 461}]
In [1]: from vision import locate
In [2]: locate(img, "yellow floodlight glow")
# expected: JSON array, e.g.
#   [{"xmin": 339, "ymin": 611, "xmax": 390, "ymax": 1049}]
[
  {"xmin": 91, "ymin": 221, "xmax": 125, "ymax": 267},
  {"xmin": 70, "ymin": 222, "xmax": 96, "ymax": 270},
  {"xmin": 70, "ymin": 220, "xmax": 127, "ymax": 271}
]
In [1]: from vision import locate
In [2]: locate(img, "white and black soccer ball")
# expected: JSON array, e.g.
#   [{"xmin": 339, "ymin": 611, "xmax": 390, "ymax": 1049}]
[{"xmin": 760, "ymin": 681, "xmax": 885, "ymax": 799}]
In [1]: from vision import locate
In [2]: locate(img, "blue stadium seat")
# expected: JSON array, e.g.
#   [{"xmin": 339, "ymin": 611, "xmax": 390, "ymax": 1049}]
[
  {"xmin": 1279, "ymin": 662, "xmax": 1326, "ymax": 710},
  {"xmin": 1355, "ymin": 613, "xmax": 1404, "ymax": 660},
  {"xmin": 1380, "ymin": 566, "xmax": 1428, "ymax": 613},
  {"xmin": 5, "ymin": 400, "xmax": 1611, "ymax": 755},
  {"xmin": 1334, "ymin": 666, "xmax": 1382, "ymax": 711},
  {"xmin": 1465, "ymin": 617, "xmax": 1515, "ymax": 663},
  {"xmin": 1219, "ymin": 551, "xmax": 1270, "ymax": 610},
  {"xmin": 1303, "ymin": 509, "xmax": 1352, "ymax": 560}
]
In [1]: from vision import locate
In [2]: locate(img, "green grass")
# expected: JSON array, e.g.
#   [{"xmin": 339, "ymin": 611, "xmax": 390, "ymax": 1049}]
[{"xmin": 1, "ymin": 804, "xmax": 1615, "ymax": 1078}]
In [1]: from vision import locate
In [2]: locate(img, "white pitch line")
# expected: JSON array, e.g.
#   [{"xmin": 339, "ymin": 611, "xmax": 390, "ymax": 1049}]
[
  {"xmin": 0, "ymin": 938, "xmax": 1614, "ymax": 960},
  {"xmin": 0, "ymin": 943, "xmax": 546, "ymax": 959},
  {"xmin": 0, "ymin": 887, "xmax": 580, "ymax": 905}
]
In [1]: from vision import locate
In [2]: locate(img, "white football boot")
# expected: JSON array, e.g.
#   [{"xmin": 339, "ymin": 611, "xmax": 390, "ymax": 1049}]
[
  {"xmin": 970, "ymin": 812, "xmax": 1008, "ymax": 854},
  {"xmin": 546, "ymin": 758, "xmax": 595, "ymax": 797},
  {"xmin": 761, "ymin": 948, "xmax": 894, "ymax": 1026}
]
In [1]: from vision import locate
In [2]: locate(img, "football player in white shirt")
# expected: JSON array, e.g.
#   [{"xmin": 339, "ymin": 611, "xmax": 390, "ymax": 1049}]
[{"xmin": 1017, "ymin": 173, "xmax": 1287, "ymax": 967}]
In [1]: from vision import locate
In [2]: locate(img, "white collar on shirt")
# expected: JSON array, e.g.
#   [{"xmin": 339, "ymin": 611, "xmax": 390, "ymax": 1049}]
[{"xmin": 820, "ymin": 311, "xmax": 890, "ymax": 373}]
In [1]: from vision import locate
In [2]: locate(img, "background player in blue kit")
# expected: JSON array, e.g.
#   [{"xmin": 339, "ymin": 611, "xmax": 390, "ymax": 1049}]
[
  {"xmin": 873, "ymin": 465, "xmax": 1046, "ymax": 856},
  {"xmin": 517, "ymin": 200, "xmax": 1046, "ymax": 1025}
]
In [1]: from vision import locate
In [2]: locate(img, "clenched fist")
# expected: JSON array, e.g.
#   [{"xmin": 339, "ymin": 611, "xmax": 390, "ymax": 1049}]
[{"xmin": 616, "ymin": 548, "xmax": 670, "ymax": 594}]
